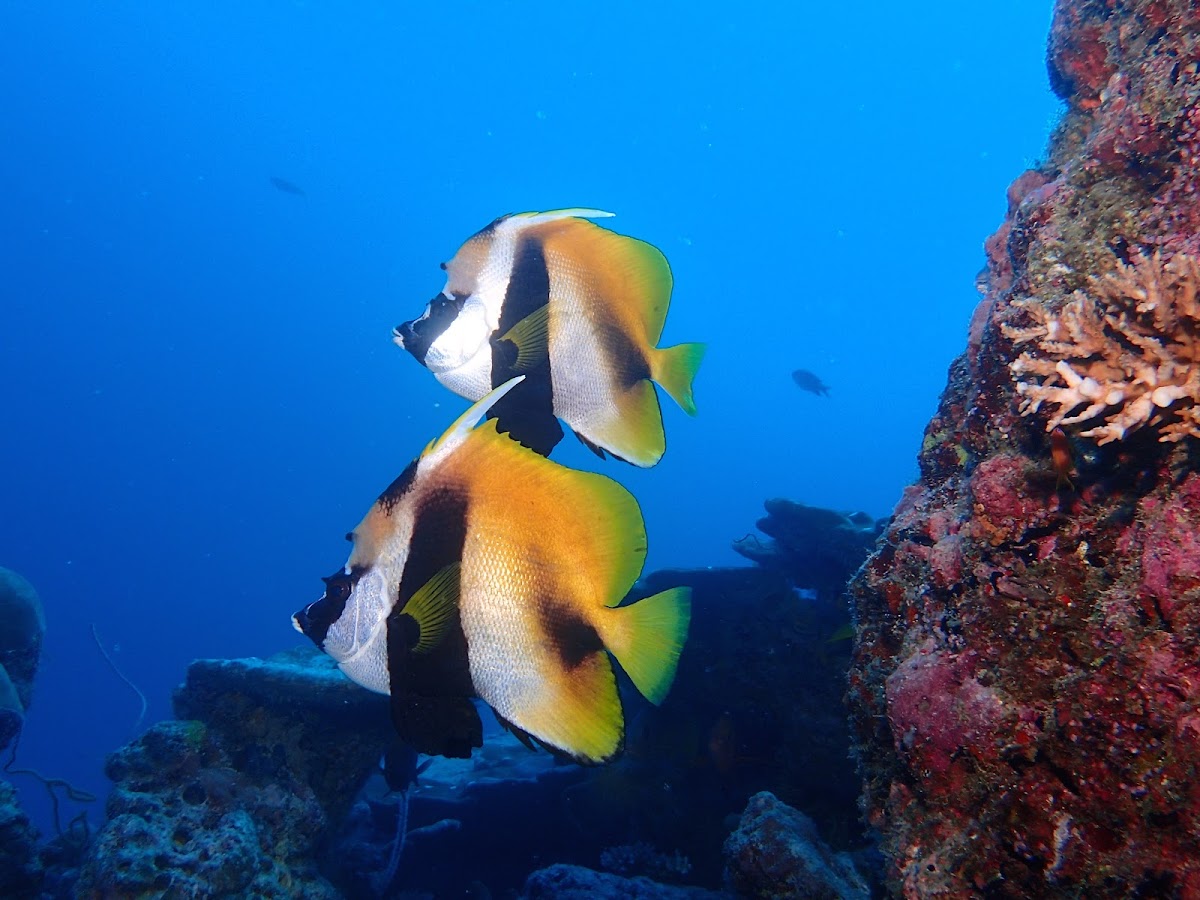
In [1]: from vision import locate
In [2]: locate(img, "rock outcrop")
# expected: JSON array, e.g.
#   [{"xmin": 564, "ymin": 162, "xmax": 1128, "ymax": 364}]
[{"xmin": 848, "ymin": 2, "xmax": 1200, "ymax": 895}]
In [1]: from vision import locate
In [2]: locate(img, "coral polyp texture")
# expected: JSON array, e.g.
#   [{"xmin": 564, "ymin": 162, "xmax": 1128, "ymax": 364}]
[
  {"xmin": 1003, "ymin": 252, "xmax": 1200, "ymax": 444},
  {"xmin": 847, "ymin": 1, "xmax": 1200, "ymax": 897}
]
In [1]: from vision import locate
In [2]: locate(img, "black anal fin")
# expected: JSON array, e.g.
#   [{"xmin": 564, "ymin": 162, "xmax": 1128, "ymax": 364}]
[
  {"xmin": 391, "ymin": 694, "xmax": 482, "ymax": 759},
  {"xmin": 486, "ymin": 387, "xmax": 563, "ymax": 457},
  {"xmin": 386, "ymin": 604, "xmax": 481, "ymax": 759}
]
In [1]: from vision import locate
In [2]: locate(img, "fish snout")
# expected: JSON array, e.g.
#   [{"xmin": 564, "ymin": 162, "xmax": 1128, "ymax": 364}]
[
  {"xmin": 292, "ymin": 605, "xmax": 316, "ymax": 638},
  {"xmin": 393, "ymin": 317, "xmax": 430, "ymax": 364},
  {"xmin": 393, "ymin": 318, "xmax": 419, "ymax": 347}
]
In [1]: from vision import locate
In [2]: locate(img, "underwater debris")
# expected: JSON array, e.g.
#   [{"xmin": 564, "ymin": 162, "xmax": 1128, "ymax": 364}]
[{"xmin": 1004, "ymin": 251, "xmax": 1200, "ymax": 444}]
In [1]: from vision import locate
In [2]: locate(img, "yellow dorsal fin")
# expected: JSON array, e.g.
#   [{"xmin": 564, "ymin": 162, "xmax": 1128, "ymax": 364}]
[
  {"xmin": 422, "ymin": 375, "xmax": 525, "ymax": 466},
  {"xmin": 497, "ymin": 304, "xmax": 550, "ymax": 372},
  {"xmin": 449, "ymin": 417, "xmax": 648, "ymax": 603},
  {"xmin": 538, "ymin": 217, "xmax": 673, "ymax": 348},
  {"xmin": 398, "ymin": 562, "xmax": 461, "ymax": 653}
]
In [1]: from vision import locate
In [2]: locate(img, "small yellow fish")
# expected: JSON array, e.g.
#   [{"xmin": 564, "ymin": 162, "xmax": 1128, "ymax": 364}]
[
  {"xmin": 293, "ymin": 378, "xmax": 691, "ymax": 763},
  {"xmin": 393, "ymin": 209, "xmax": 705, "ymax": 466}
]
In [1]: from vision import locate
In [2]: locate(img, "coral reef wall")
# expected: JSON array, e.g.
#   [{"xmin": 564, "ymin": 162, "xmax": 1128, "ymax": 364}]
[{"xmin": 847, "ymin": 1, "xmax": 1200, "ymax": 896}]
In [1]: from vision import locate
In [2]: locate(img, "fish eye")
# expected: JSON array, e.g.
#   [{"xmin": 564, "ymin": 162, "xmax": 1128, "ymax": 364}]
[
  {"xmin": 321, "ymin": 572, "xmax": 354, "ymax": 603},
  {"xmin": 439, "ymin": 261, "xmax": 447, "ymax": 270}
]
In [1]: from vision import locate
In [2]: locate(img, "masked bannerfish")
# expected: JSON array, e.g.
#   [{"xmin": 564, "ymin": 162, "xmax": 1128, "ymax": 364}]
[
  {"xmin": 392, "ymin": 209, "xmax": 705, "ymax": 466},
  {"xmin": 292, "ymin": 377, "xmax": 691, "ymax": 763}
]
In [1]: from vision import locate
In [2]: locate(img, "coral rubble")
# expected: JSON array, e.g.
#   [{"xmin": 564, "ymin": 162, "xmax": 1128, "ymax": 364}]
[
  {"xmin": 77, "ymin": 721, "xmax": 337, "ymax": 898},
  {"xmin": 522, "ymin": 862, "xmax": 729, "ymax": 899},
  {"xmin": 847, "ymin": 1, "xmax": 1200, "ymax": 896},
  {"xmin": 0, "ymin": 780, "xmax": 43, "ymax": 899},
  {"xmin": 77, "ymin": 648, "xmax": 390, "ymax": 898},
  {"xmin": 723, "ymin": 792, "xmax": 870, "ymax": 900}
]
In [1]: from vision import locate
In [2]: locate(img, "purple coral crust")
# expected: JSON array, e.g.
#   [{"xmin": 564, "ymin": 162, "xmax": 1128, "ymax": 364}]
[{"xmin": 848, "ymin": 1, "xmax": 1200, "ymax": 896}]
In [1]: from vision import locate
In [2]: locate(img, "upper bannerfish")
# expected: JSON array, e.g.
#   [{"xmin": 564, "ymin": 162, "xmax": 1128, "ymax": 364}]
[{"xmin": 393, "ymin": 209, "xmax": 705, "ymax": 467}]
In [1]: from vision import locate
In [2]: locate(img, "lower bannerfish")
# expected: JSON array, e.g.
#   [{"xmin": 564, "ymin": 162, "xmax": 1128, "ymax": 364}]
[
  {"xmin": 292, "ymin": 377, "xmax": 691, "ymax": 763},
  {"xmin": 393, "ymin": 209, "xmax": 705, "ymax": 466}
]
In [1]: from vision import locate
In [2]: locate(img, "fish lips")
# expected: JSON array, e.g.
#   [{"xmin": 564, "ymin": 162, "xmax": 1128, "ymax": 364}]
[
  {"xmin": 293, "ymin": 570, "xmax": 357, "ymax": 647},
  {"xmin": 291, "ymin": 602, "xmax": 327, "ymax": 646},
  {"xmin": 394, "ymin": 291, "xmax": 465, "ymax": 364},
  {"xmin": 392, "ymin": 318, "xmax": 425, "ymax": 361}
]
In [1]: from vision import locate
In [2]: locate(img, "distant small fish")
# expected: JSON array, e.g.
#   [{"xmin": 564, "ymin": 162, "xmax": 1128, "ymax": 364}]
[
  {"xmin": 826, "ymin": 622, "xmax": 856, "ymax": 643},
  {"xmin": 1049, "ymin": 426, "xmax": 1074, "ymax": 490},
  {"xmin": 269, "ymin": 176, "xmax": 306, "ymax": 197},
  {"xmin": 791, "ymin": 369, "xmax": 830, "ymax": 396}
]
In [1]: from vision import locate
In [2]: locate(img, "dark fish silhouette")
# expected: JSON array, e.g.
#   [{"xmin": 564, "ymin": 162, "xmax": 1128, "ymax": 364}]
[
  {"xmin": 792, "ymin": 368, "xmax": 830, "ymax": 396},
  {"xmin": 269, "ymin": 176, "xmax": 306, "ymax": 197}
]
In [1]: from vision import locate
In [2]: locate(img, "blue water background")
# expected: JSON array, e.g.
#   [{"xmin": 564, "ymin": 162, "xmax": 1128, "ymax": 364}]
[{"xmin": 1, "ymin": 2, "xmax": 1061, "ymax": 836}]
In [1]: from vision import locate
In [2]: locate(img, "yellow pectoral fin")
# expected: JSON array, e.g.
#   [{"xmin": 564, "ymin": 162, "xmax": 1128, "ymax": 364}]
[
  {"xmin": 398, "ymin": 562, "xmax": 461, "ymax": 654},
  {"xmin": 651, "ymin": 341, "xmax": 706, "ymax": 416},
  {"xmin": 497, "ymin": 304, "xmax": 550, "ymax": 372},
  {"xmin": 600, "ymin": 586, "xmax": 691, "ymax": 706}
]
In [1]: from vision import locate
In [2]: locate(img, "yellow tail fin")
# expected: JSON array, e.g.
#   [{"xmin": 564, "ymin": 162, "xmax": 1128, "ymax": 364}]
[
  {"xmin": 601, "ymin": 587, "xmax": 691, "ymax": 706},
  {"xmin": 651, "ymin": 342, "xmax": 705, "ymax": 416}
]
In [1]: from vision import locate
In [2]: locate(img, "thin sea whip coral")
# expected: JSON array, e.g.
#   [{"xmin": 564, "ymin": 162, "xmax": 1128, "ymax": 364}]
[{"xmin": 91, "ymin": 624, "xmax": 147, "ymax": 734}]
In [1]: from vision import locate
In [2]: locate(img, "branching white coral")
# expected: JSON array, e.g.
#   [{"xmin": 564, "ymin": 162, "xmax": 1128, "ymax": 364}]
[{"xmin": 1001, "ymin": 252, "xmax": 1200, "ymax": 444}]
